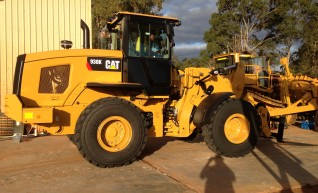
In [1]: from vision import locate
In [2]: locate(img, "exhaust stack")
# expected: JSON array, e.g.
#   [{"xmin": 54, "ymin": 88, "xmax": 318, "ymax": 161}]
[{"xmin": 81, "ymin": 19, "xmax": 90, "ymax": 49}]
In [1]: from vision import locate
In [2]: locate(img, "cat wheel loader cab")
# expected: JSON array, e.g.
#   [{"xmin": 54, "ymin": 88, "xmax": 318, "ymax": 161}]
[
  {"xmin": 100, "ymin": 12, "xmax": 182, "ymax": 96},
  {"xmin": 5, "ymin": 12, "xmax": 261, "ymax": 168}
]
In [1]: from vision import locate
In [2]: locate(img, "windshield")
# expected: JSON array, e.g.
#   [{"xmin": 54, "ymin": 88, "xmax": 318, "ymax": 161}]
[
  {"xmin": 244, "ymin": 57, "xmax": 267, "ymax": 74},
  {"xmin": 127, "ymin": 21, "xmax": 170, "ymax": 59},
  {"xmin": 215, "ymin": 56, "xmax": 234, "ymax": 68}
]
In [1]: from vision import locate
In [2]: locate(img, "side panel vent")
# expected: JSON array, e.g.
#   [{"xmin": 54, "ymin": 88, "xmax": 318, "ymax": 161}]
[{"xmin": 39, "ymin": 65, "xmax": 70, "ymax": 94}]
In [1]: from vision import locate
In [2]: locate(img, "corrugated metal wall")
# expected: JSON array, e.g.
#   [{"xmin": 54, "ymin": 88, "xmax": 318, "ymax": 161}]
[{"xmin": 0, "ymin": 0, "xmax": 91, "ymax": 112}]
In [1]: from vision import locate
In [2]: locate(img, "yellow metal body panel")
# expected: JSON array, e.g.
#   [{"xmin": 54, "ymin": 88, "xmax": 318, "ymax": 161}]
[
  {"xmin": 134, "ymin": 99, "xmax": 167, "ymax": 137},
  {"xmin": 39, "ymin": 105, "xmax": 88, "ymax": 135},
  {"xmin": 22, "ymin": 108, "xmax": 53, "ymax": 123},
  {"xmin": 172, "ymin": 68, "xmax": 209, "ymax": 137},
  {"xmin": 269, "ymin": 99, "xmax": 318, "ymax": 117},
  {"xmin": 4, "ymin": 94, "xmax": 23, "ymax": 122},
  {"xmin": 20, "ymin": 49, "xmax": 123, "ymax": 107},
  {"xmin": 244, "ymin": 74, "xmax": 258, "ymax": 85},
  {"xmin": 19, "ymin": 83, "xmax": 170, "ymax": 136}
]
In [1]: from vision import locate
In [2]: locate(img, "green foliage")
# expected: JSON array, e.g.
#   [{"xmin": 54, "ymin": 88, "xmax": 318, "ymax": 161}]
[
  {"xmin": 203, "ymin": 0, "xmax": 309, "ymax": 59},
  {"xmin": 173, "ymin": 50, "xmax": 212, "ymax": 70},
  {"xmin": 291, "ymin": 1, "xmax": 318, "ymax": 77},
  {"xmin": 204, "ymin": 0, "xmax": 273, "ymax": 56},
  {"xmin": 266, "ymin": 0, "xmax": 305, "ymax": 60},
  {"xmin": 91, "ymin": 0, "xmax": 164, "ymax": 48}
]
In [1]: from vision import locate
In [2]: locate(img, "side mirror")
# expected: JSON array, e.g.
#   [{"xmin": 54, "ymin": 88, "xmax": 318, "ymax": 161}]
[
  {"xmin": 165, "ymin": 23, "xmax": 175, "ymax": 47},
  {"xmin": 165, "ymin": 23, "xmax": 174, "ymax": 37}
]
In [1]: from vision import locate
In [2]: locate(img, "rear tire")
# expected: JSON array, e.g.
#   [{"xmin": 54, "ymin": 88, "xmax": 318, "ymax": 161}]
[
  {"xmin": 75, "ymin": 97, "xmax": 147, "ymax": 167},
  {"xmin": 202, "ymin": 99, "xmax": 260, "ymax": 157}
]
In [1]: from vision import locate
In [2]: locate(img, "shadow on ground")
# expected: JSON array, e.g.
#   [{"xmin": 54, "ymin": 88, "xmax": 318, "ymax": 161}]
[
  {"xmin": 139, "ymin": 137, "xmax": 177, "ymax": 159},
  {"xmin": 254, "ymin": 139, "xmax": 318, "ymax": 193},
  {"xmin": 200, "ymin": 155, "xmax": 236, "ymax": 193}
]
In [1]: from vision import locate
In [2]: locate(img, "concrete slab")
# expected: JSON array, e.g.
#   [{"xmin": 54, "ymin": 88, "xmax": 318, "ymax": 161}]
[
  {"xmin": 142, "ymin": 126, "xmax": 318, "ymax": 193},
  {"xmin": 0, "ymin": 136, "xmax": 193, "ymax": 193},
  {"xmin": 0, "ymin": 125, "xmax": 317, "ymax": 193}
]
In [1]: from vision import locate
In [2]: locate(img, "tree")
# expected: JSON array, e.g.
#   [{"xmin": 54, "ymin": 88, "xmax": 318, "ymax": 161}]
[
  {"xmin": 266, "ymin": 0, "xmax": 308, "ymax": 61},
  {"xmin": 204, "ymin": 0, "xmax": 276, "ymax": 56},
  {"xmin": 203, "ymin": 0, "xmax": 307, "ymax": 60},
  {"xmin": 91, "ymin": 0, "xmax": 164, "ymax": 48},
  {"xmin": 291, "ymin": 1, "xmax": 318, "ymax": 77},
  {"xmin": 174, "ymin": 50, "xmax": 213, "ymax": 70}
]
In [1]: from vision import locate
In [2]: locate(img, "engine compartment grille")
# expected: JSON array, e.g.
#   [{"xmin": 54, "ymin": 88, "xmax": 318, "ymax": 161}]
[{"xmin": 39, "ymin": 65, "xmax": 70, "ymax": 94}]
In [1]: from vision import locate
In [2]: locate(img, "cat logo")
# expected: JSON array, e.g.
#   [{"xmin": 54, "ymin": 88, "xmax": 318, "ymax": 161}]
[
  {"xmin": 105, "ymin": 60, "xmax": 120, "ymax": 70},
  {"xmin": 87, "ymin": 57, "xmax": 121, "ymax": 71}
]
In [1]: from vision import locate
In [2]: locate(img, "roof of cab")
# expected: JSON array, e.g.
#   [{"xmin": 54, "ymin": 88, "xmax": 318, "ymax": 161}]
[
  {"xmin": 213, "ymin": 52, "xmax": 254, "ymax": 59},
  {"xmin": 107, "ymin": 11, "xmax": 180, "ymax": 27},
  {"xmin": 117, "ymin": 11, "xmax": 180, "ymax": 22}
]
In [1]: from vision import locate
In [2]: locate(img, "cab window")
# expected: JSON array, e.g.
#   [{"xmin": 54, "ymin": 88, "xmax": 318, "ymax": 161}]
[
  {"xmin": 215, "ymin": 56, "xmax": 233, "ymax": 68},
  {"xmin": 128, "ymin": 21, "xmax": 170, "ymax": 59}
]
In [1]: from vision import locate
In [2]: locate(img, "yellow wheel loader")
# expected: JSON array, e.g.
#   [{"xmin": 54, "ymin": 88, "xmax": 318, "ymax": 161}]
[{"xmin": 5, "ymin": 12, "xmax": 261, "ymax": 167}]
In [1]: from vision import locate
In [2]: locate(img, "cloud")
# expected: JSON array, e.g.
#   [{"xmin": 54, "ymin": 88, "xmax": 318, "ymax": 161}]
[
  {"xmin": 161, "ymin": 0, "xmax": 217, "ymax": 59},
  {"xmin": 174, "ymin": 42, "xmax": 207, "ymax": 58}
]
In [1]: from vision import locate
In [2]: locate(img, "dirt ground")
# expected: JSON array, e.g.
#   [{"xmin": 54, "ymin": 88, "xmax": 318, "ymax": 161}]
[{"xmin": 1, "ymin": 125, "xmax": 318, "ymax": 193}]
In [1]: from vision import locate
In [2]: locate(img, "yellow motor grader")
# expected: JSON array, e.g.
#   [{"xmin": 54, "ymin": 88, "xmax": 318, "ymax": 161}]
[{"xmin": 5, "ymin": 11, "xmax": 311, "ymax": 168}]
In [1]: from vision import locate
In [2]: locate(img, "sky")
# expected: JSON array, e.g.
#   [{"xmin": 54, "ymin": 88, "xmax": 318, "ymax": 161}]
[{"xmin": 161, "ymin": 0, "xmax": 218, "ymax": 59}]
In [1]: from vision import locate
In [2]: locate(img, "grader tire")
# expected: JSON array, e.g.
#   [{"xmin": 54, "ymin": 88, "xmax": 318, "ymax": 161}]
[
  {"xmin": 202, "ymin": 99, "xmax": 260, "ymax": 157},
  {"xmin": 75, "ymin": 98, "xmax": 147, "ymax": 168}
]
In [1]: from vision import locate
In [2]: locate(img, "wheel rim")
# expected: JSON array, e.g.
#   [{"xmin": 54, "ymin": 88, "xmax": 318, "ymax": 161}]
[
  {"xmin": 224, "ymin": 113, "xmax": 250, "ymax": 144},
  {"xmin": 97, "ymin": 116, "xmax": 132, "ymax": 152}
]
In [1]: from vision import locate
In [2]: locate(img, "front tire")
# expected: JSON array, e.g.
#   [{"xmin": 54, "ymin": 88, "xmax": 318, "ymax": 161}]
[
  {"xmin": 75, "ymin": 98, "xmax": 147, "ymax": 167},
  {"xmin": 202, "ymin": 99, "xmax": 260, "ymax": 157}
]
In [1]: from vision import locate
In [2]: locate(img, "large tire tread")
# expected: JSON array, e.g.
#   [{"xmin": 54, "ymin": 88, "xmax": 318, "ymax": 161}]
[
  {"xmin": 202, "ymin": 99, "xmax": 232, "ymax": 156},
  {"xmin": 202, "ymin": 98, "xmax": 260, "ymax": 158},
  {"xmin": 75, "ymin": 97, "xmax": 147, "ymax": 168}
]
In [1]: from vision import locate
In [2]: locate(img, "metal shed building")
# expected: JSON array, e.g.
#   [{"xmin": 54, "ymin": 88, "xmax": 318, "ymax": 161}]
[{"xmin": 0, "ymin": 0, "xmax": 91, "ymax": 129}]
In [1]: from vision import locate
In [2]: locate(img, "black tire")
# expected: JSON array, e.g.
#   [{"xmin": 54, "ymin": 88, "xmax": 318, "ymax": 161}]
[
  {"xmin": 202, "ymin": 99, "xmax": 260, "ymax": 157},
  {"xmin": 75, "ymin": 97, "xmax": 147, "ymax": 167}
]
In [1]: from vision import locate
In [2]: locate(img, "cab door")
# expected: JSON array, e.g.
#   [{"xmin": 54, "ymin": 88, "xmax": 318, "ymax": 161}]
[{"xmin": 123, "ymin": 17, "xmax": 173, "ymax": 96}]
